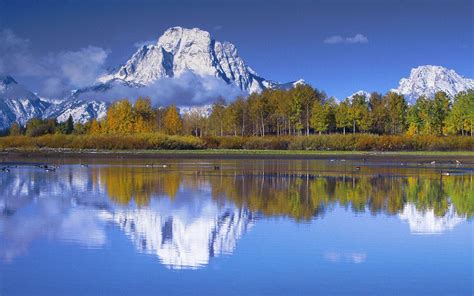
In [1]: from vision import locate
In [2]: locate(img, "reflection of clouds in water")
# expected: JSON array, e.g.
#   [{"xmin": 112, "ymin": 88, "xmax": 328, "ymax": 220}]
[
  {"xmin": 323, "ymin": 251, "xmax": 367, "ymax": 264},
  {"xmin": 399, "ymin": 203, "xmax": 465, "ymax": 235},
  {"xmin": 0, "ymin": 167, "xmax": 108, "ymax": 262},
  {"xmin": 0, "ymin": 169, "xmax": 253, "ymax": 268},
  {"xmin": 0, "ymin": 202, "xmax": 107, "ymax": 262}
]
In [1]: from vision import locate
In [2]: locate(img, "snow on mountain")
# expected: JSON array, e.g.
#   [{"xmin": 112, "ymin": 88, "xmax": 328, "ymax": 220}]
[
  {"xmin": 393, "ymin": 65, "xmax": 474, "ymax": 103},
  {"xmin": 179, "ymin": 104, "xmax": 213, "ymax": 117},
  {"xmin": 347, "ymin": 90, "xmax": 371, "ymax": 101},
  {"xmin": 99, "ymin": 27, "xmax": 277, "ymax": 94},
  {"xmin": 43, "ymin": 99, "xmax": 108, "ymax": 124},
  {"xmin": 0, "ymin": 75, "xmax": 50, "ymax": 129}
]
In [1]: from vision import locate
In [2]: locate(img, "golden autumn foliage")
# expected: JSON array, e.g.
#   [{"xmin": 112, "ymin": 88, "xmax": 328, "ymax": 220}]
[{"xmin": 163, "ymin": 105, "xmax": 183, "ymax": 135}]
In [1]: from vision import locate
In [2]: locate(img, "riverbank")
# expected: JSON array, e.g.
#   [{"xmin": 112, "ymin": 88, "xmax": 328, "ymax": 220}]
[{"xmin": 2, "ymin": 149, "xmax": 474, "ymax": 163}]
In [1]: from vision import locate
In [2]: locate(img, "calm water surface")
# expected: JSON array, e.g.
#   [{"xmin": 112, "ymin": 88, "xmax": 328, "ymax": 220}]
[{"xmin": 0, "ymin": 157, "xmax": 472, "ymax": 295}]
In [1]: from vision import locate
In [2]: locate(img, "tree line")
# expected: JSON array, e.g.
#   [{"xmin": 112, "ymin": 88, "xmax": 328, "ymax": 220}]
[{"xmin": 5, "ymin": 85, "xmax": 474, "ymax": 137}]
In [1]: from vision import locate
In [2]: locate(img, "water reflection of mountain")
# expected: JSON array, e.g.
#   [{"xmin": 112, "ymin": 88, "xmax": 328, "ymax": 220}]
[
  {"xmin": 105, "ymin": 205, "xmax": 253, "ymax": 269},
  {"xmin": 399, "ymin": 203, "xmax": 465, "ymax": 234},
  {"xmin": 0, "ymin": 164, "xmax": 471, "ymax": 265}
]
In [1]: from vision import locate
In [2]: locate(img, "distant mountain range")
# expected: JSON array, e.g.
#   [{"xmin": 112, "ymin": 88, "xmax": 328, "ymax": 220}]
[
  {"xmin": 349, "ymin": 65, "xmax": 474, "ymax": 104},
  {"xmin": 1, "ymin": 27, "xmax": 473, "ymax": 130}
]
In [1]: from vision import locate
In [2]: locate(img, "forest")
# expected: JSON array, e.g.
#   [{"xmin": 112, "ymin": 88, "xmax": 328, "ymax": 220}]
[{"xmin": 1, "ymin": 85, "xmax": 473, "ymax": 151}]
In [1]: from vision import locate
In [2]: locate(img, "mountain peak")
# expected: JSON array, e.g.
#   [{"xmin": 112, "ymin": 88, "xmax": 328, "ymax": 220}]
[
  {"xmin": 393, "ymin": 65, "xmax": 474, "ymax": 103},
  {"xmin": 0, "ymin": 75, "xmax": 18, "ymax": 87},
  {"xmin": 98, "ymin": 26, "xmax": 285, "ymax": 94}
]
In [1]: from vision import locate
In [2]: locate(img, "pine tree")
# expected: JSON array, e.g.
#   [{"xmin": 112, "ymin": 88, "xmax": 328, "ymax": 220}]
[{"xmin": 66, "ymin": 115, "xmax": 74, "ymax": 134}]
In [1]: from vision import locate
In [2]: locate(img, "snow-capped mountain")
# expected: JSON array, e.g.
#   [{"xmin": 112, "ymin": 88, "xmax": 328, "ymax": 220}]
[
  {"xmin": 99, "ymin": 26, "xmax": 284, "ymax": 94},
  {"xmin": 393, "ymin": 65, "xmax": 474, "ymax": 103},
  {"xmin": 347, "ymin": 90, "xmax": 372, "ymax": 101},
  {"xmin": 0, "ymin": 75, "xmax": 50, "ymax": 128}
]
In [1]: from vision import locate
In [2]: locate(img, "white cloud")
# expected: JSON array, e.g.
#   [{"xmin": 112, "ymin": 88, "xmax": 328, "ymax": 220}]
[
  {"xmin": 133, "ymin": 39, "xmax": 156, "ymax": 48},
  {"xmin": 324, "ymin": 34, "xmax": 368, "ymax": 44},
  {"xmin": 75, "ymin": 71, "xmax": 244, "ymax": 107},
  {"xmin": 0, "ymin": 29, "xmax": 110, "ymax": 97},
  {"xmin": 0, "ymin": 29, "xmax": 43, "ymax": 76}
]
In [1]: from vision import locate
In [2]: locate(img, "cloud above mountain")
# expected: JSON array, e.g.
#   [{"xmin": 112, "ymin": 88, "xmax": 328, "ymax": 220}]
[
  {"xmin": 0, "ymin": 29, "xmax": 109, "ymax": 97},
  {"xmin": 324, "ymin": 34, "xmax": 368, "ymax": 44},
  {"xmin": 41, "ymin": 46, "xmax": 109, "ymax": 97}
]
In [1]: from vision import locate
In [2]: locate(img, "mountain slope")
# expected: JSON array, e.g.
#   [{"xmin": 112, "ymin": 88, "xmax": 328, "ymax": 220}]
[
  {"xmin": 0, "ymin": 75, "xmax": 50, "ymax": 129},
  {"xmin": 393, "ymin": 65, "xmax": 474, "ymax": 103},
  {"xmin": 99, "ymin": 27, "xmax": 281, "ymax": 94}
]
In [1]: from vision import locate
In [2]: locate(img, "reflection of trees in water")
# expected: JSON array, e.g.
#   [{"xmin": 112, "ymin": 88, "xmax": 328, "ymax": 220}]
[
  {"xmin": 98, "ymin": 167, "xmax": 182, "ymax": 206},
  {"xmin": 96, "ymin": 166, "xmax": 473, "ymax": 220}
]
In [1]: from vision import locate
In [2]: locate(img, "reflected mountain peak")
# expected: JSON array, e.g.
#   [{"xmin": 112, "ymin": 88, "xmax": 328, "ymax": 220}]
[
  {"xmin": 399, "ymin": 203, "xmax": 466, "ymax": 234},
  {"xmin": 105, "ymin": 206, "xmax": 254, "ymax": 269}
]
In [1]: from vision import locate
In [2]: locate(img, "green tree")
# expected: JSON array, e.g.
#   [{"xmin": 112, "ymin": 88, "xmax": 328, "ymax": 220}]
[
  {"xmin": 369, "ymin": 92, "xmax": 388, "ymax": 134},
  {"xmin": 336, "ymin": 99, "xmax": 351, "ymax": 134},
  {"xmin": 310, "ymin": 100, "xmax": 329, "ymax": 134},
  {"xmin": 385, "ymin": 91, "xmax": 407, "ymax": 134},
  {"xmin": 446, "ymin": 91, "xmax": 474, "ymax": 136},
  {"xmin": 431, "ymin": 91, "xmax": 450, "ymax": 136},
  {"xmin": 349, "ymin": 94, "xmax": 371, "ymax": 133},
  {"xmin": 209, "ymin": 98, "xmax": 226, "ymax": 136}
]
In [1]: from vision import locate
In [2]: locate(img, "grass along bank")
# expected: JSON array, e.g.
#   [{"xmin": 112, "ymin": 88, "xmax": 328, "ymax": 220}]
[{"xmin": 0, "ymin": 133, "xmax": 473, "ymax": 152}]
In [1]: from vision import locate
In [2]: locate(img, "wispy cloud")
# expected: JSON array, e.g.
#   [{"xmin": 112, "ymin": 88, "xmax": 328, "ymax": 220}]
[
  {"xmin": 0, "ymin": 29, "xmax": 109, "ymax": 97},
  {"xmin": 324, "ymin": 34, "xmax": 368, "ymax": 44},
  {"xmin": 133, "ymin": 39, "xmax": 156, "ymax": 48},
  {"xmin": 213, "ymin": 25, "xmax": 223, "ymax": 31}
]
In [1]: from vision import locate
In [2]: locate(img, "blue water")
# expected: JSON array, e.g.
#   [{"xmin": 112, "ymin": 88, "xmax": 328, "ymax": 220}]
[{"xmin": 0, "ymin": 159, "xmax": 472, "ymax": 295}]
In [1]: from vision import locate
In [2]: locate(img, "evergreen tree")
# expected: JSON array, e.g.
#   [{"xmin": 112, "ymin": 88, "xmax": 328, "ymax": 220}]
[{"xmin": 66, "ymin": 115, "xmax": 74, "ymax": 134}]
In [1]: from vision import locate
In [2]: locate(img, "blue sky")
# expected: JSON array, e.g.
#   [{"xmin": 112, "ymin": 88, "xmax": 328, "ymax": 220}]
[{"xmin": 0, "ymin": 0, "xmax": 472, "ymax": 99}]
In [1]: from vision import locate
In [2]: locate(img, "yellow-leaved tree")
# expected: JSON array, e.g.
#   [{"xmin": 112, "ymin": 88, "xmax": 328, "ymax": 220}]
[
  {"xmin": 105, "ymin": 99, "xmax": 135, "ymax": 134},
  {"xmin": 163, "ymin": 105, "xmax": 182, "ymax": 135},
  {"xmin": 134, "ymin": 97, "xmax": 155, "ymax": 133}
]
